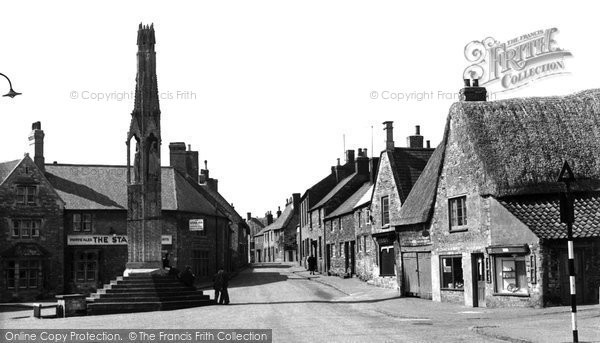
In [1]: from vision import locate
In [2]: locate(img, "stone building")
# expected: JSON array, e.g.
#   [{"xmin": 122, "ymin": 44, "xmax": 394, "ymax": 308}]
[
  {"xmin": 246, "ymin": 213, "xmax": 266, "ymax": 263},
  {"xmin": 429, "ymin": 83, "xmax": 600, "ymax": 308},
  {"xmin": 322, "ymin": 148, "xmax": 378, "ymax": 277},
  {"xmin": 0, "ymin": 25, "xmax": 246, "ymax": 301},
  {"xmin": 370, "ymin": 123, "xmax": 434, "ymax": 290},
  {"xmin": 0, "ymin": 126, "xmax": 65, "ymax": 302},
  {"xmin": 253, "ymin": 212, "xmax": 273, "ymax": 262},
  {"xmin": 306, "ymin": 151, "xmax": 370, "ymax": 273},
  {"xmin": 298, "ymin": 152, "xmax": 355, "ymax": 272},
  {"xmin": 253, "ymin": 194, "xmax": 300, "ymax": 263},
  {"xmin": 323, "ymin": 173, "xmax": 372, "ymax": 277}
]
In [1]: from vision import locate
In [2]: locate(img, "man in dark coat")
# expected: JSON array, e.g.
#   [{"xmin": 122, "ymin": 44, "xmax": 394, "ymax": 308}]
[
  {"xmin": 213, "ymin": 267, "xmax": 230, "ymax": 305},
  {"xmin": 308, "ymin": 255, "xmax": 316, "ymax": 275},
  {"xmin": 179, "ymin": 265, "xmax": 196, "ymax": 288}
]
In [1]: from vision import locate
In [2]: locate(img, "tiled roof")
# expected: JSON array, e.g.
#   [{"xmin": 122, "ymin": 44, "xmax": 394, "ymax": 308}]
[
  {"xmin": 396, "ymin": 141, "xmax": 446, "ymax": 226},
  {"xmin": 390, "ymin": 148, "xmax": 435, "ymax": 203},
  {"xmin": 44, "ymin": 164, "xmax": 219, "ymax": 215},
  {"xmin": 500, "ymin": 193, "xmax": 600, "ymax": 239},
  {"xmin": 0, "ymin": 159, "xmax": 21, "ymax": 185},
  {"xmin": 326, "ymin": 182, "xmax": 372, "ymax": 219}
]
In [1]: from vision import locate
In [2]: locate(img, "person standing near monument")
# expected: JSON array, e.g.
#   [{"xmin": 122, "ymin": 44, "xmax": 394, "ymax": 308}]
[{"xmin": 213, "ymin": 267, "xmax": 230, "ymax": 305}]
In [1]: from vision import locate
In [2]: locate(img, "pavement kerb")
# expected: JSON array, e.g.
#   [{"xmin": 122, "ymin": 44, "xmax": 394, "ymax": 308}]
[
  {"xmin": 469, "ymin": 326, "xmax": 532, "ymax": 343},
  {"xmin": 290, "ymin": 270, "xmax": 353, "ymax": 296}
]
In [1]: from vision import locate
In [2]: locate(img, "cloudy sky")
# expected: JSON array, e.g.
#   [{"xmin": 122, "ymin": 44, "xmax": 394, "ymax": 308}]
[{"xmin": 0, "ymin": 0, "xmax": 597, "ymax": 217}]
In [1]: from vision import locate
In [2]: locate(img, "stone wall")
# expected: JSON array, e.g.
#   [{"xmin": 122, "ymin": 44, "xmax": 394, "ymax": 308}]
[{"xmin": 0, "ymin": 157, "xmax": 64, "ymax": 302}]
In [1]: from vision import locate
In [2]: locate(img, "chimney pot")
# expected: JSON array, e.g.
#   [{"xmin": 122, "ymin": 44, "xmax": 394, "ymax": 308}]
[
  {"xmin": 472, "ymin": 79, "xmax": 479, "ymax": 87},
  {"xmin": 461, "ymin": 78, "xmax": 487, "ymax": 101},
  {"xmin": 464, "ymin": 79, "xmax": 471, "ymax": 87},
  {"xmin": 247, "ymin": 212, "xmax": 252, "ymax": 221},
  {"xmin": 415, "ymin": 125, "xmax": 420, "ymax": 135},
  {"xmin": 426, "ymin": 140, "xmax": 431, "ymax": 149}
]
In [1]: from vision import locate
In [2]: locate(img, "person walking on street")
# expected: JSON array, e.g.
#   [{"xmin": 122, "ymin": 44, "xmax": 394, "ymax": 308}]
[
  {"xmin": 308, "ymin": 255, "xmax": 316, "ymax": 275},
  {"xmin": 213, "ymin": 266, "xmax": 230, "ymax": 305}
]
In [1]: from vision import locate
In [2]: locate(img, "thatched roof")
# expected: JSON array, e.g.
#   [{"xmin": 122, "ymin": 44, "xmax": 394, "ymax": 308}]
[{"xmin": 450, "ymin": 88, "xmax": 600, "ymax": 197}]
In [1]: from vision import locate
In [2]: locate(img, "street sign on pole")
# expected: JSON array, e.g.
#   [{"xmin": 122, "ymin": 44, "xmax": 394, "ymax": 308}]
[{"xmin": 558, "ymin": 161, "xmax": 578, "ymax": 343}]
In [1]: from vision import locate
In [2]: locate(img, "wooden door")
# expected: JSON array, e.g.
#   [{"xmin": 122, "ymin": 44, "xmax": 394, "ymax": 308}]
[
  {"xmin": 402, "ymin": 252, "xmax": 420, "ymax": 296},
  {"xmin": 417, "ymin": 252, "xmax": 432, "ymax": 299}
]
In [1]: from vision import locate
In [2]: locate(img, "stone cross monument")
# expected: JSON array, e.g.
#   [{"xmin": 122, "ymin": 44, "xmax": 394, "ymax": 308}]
[{"xmin": 124, "ymin": 23, "xmax": 163, "ymax": 275}]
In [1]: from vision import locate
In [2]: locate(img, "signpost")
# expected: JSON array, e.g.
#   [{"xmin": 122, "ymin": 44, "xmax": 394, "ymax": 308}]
[{"xmin": 558, "ymin": 161, "xmax": 578, "ymax": 343}]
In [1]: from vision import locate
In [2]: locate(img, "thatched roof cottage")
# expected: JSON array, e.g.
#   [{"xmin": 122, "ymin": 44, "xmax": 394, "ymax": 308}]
[{"xmin": 429, "ymin": 85, "xmax": 600, "ymax": 308}]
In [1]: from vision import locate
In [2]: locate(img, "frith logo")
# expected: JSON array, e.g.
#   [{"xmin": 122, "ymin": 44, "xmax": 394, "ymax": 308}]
[{"xmin": 463, "ymin": 28, "xmax": 572, "ymax": 92}]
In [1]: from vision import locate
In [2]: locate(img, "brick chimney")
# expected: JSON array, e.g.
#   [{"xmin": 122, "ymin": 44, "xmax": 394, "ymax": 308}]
[
  {"xmin": 383, "ymin": 121, "xmax": 394, "ymax": 150},
  {"xmin": 407, "ymin": 125, "xmax": 424, "ymax": 148},
  {"xmin": 355, "ymin": 148, "xmax": 370, "ymax": 175},
  {"xmin": 29, "ymin": 122, "xmax": 45, "ymax": 172},
  {"xmin": 292, "ymin": 193, "xmax": 301, "ymax": 215},
  {"xmin": 200, "ymin": 160, "xmax": 218, "ymax": 192},
  {"xmin": 276, "ymin": 206, "xmax": 282, "ymax": 218},
  {"xmin": 186, "ymin": 145, "xmax": 199, "ymax": 182},
  {"xmin": 169, "ymin": 142, "xmax": 200, "ymax": 182},
  {"xmin": 266, "ymin": 211, "xmax": 273, "ymax": 225},
  {"xmin": 169, "ymin": 142, "xmax": 187, "ymax": 173},
  {"xmin": 460, "ymin": 78, "xmax": 487, "ymax": 101},
  {"xmin": 247, "ymin": 212, "xmax": 252, "ymax": 221},
  {"xmin": 345, "ymin": 149, "xmax": 355, "ymax": 165}
]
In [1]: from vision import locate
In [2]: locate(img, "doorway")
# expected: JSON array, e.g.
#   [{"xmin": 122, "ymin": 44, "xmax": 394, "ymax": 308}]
[{"xmin": 472, "ymin": 253, "xmax": 486, "ymax": 307}]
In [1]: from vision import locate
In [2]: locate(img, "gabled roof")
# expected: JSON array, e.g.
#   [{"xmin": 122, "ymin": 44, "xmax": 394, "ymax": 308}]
[
  {"xmin": 197, "ymin": 183, "xmax": 243, "ymax": 223},
  {"xmin": 45, "ymin": 164, "xmax": 220, "ymax": 215},
  {"xmin": 0, "ymin": 159, "xmax": 20, "ymax": 185},
  {"xmin": 326, "ymin": 182, "xmax": 373, "ymax": 219},
  {"xmin": 396, "ymin": 141, "xmax": 446, "ymax": 226},
  {"xmin": 449, "ymin": 88, "xmax": 600, "ymax": 197},
  {"xmin": 254, "ymin": 203, "xmax": 297, "ymax": 237},
  {"xmin": 388, "ymin": 147, "xmax": 435, "ymax": 203},
  {"xmin": 500, "ymin": 193, "xmax": 600, "ymax": 239}
]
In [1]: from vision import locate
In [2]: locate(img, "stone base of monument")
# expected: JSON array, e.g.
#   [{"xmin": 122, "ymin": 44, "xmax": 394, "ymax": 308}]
[{"xmin": 86, "ymin": 272, "xmax": 211, "ymax": 315}]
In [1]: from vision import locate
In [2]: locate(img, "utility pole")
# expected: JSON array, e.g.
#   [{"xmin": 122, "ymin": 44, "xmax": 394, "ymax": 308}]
[{"xmin": 558, "ymin": 161, "xmax": 578, "ymax": 342}]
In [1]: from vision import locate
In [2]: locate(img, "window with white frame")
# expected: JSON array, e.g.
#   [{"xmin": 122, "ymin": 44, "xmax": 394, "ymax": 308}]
[
  {"xmin": 495, "ymin": 256, "xmax": 528, "ymax": 294},
  {"xmin": 381, "ymin": 196, "xmax": 390, "ymax": 226},
  {"xmin": 449, "ymin": 196, "xmax": 467, "ymax": 230}
]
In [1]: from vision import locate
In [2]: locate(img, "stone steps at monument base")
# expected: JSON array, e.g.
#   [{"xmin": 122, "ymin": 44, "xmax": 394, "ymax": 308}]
[
  {"xmin": 87, "ymin": 299, "xmax": 213, "ymax": 315},
  {"xmin": 89, "ymin": 289, "xmax": 204, "ymax": 299},
  {"xmin": 86, "ymin": 274, "xmax": 212, "ymax": 315},
  {"xmin": 87, "ymin": 293, "xmax": 210, "ymax": 303}
]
